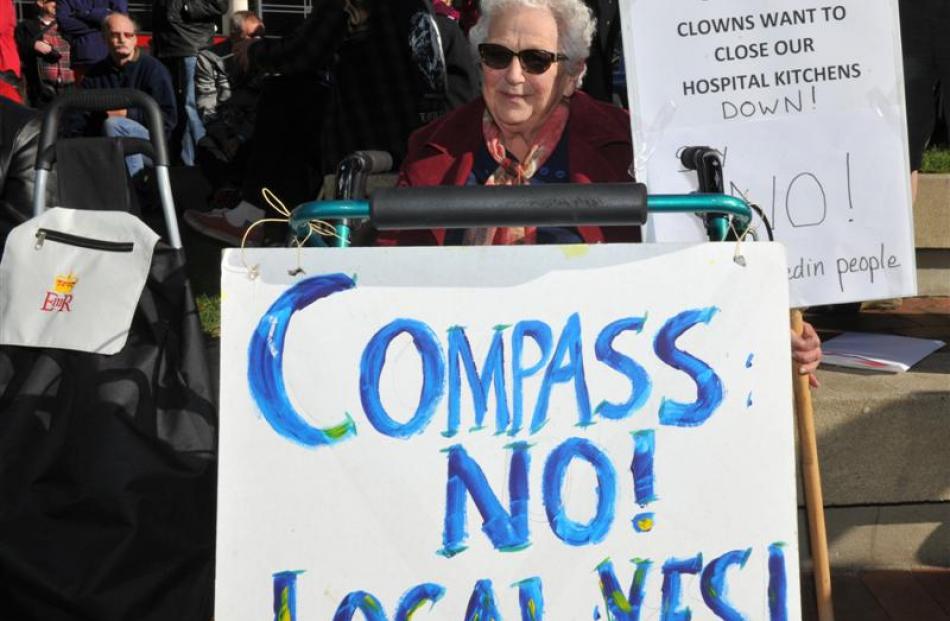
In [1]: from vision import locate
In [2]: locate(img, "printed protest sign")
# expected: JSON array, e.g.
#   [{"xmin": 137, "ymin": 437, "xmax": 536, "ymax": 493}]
[
  {"xmin": 620, "ymin": 0, "xmax": 916, "ymax": 306},
  {"xmin": 217, "ymin": 243, "xmax": 800, "ymax": 620}
]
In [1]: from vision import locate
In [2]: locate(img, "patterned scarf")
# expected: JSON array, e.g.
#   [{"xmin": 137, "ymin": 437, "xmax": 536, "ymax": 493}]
[{"xmin": 462, "ymin": 100, "xmax": 569, "ymax": 245}]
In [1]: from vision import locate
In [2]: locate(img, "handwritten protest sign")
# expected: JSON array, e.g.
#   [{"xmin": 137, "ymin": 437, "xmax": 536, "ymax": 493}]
[
  {"xmin": 620, "ymin": 0, "xmax": 916, "ymax": 306},
  {"xmin": 216, "ymin": 244, "xmax": 801, "ymax": 620}
]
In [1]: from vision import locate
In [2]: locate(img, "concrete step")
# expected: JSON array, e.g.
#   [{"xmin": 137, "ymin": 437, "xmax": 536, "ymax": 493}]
[
  {"xmin": 918, "ymin": 248, "xmax": 950, "ymax": 296},
  {"xmin": 796, "ymin": 298, "xmax": 950, "ymax": 570},
  {"xmin": 805, "ymin": 352, "xmax": 950, "ymax": 506},
  {"xmin": 798, "ymin": 503, "xmax": 949, "ymax": 570},
  {"xmin": 915, "ymin": 174, "xmax": 950, "ymax": 250}
]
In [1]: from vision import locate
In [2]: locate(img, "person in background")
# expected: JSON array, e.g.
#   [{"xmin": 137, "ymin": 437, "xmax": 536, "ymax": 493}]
[
  {"xmin": 81, "ymin": 13, "xmax": 176, "ymax": 180},
  {"xmin": 578, "ymin": 0, "xmax": 620, "ymax": 103},
  {"xmin": 451, "ymin": 0, "xmax": 480, "ymax": 34},
  {"xmin": 194, "ymin": 9, "xmax": 262, "ymax": 124},
  {"xmin": 55, "ymin": 0, "xmax": 126, "ymax": 77},
  {"xmin": 15, "ymin": 0, "xmax": 75, "ymax": 108},
  {"xmin": 898, "ymin": 0, "xmax": 950, "ymax": 202},
  {"xmin": 430, "ymin": 0, "xmax": 481, "ymax": 114},
  {"xmin": 151, "ymin": 0, "xmax": 228, "ymax": 166},
  {"xmin": 190, "ymin": 10, "xmax": 264, "ymax": 203},
  {"xmin": 0, "ymin": 0, "xmax": 22, "ymax": 102},
  {"xmin": 185, "ymin": 0, "xmax": 478, "ymax": 246},
  {"xmin": 432, "ymin": 0, "xmax": 459, "ymax": 23},
  {"xmin": 368, "ymin": 0, "xmax": 823, "ymax": 386},
  {"xmin": 238, "ymin": 0, "xmax": 476, "ymax": 168}
]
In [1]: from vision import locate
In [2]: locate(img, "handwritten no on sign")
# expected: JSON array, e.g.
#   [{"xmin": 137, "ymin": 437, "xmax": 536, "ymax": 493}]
[{"xmin": 621, "ymin": 0, "xmax": 916, "ymax": 306}]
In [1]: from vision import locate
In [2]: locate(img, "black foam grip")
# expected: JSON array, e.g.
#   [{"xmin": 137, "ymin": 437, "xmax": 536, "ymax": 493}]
[
  {"xmin": 356, "ymin": 150, "xmax": 394, "ymax": 174},
  {"xmin": 36, "ymin": 89, "xmax": 170, "ymax": 169},
  {"xmin": 371, "ymin": 183, "xmax": 648, "ymax": 229}
]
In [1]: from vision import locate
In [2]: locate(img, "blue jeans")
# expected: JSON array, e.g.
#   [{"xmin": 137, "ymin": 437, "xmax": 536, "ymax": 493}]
[
  {"xmin": 181, "ymin": 55, "xmax": 205, "ymax": 166},
  {"xmin": 103, "ymin": 116, "xmax": 150, "ymax": 178}
]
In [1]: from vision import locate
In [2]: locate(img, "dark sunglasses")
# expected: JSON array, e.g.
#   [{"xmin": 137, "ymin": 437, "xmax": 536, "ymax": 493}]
[{"xmin": 478, "ymin": 43, "xmax": 567, "ymax": 74}]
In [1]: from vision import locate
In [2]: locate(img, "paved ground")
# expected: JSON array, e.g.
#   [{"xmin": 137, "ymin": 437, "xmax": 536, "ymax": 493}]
[{"xmin": 802, "ymin": 569, "xmax": 950, "ymax": 620}]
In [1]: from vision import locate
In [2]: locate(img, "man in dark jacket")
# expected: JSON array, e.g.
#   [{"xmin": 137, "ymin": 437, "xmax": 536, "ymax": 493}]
[
  {"xmin": 151, "ymin": 0, "xmax": 227, "ymax": 166},
  {"xmin": 55, "ymin": 0, "xmax": 126, "ymax": 75},
  {"xmin": 81, "ymin": 13, "xmax": 176, "ymax": 178},
  {"xmin": 184, "ymin": 0, "xmax": 478, "ymax": 245},
  {"xmin": 242, "ymin": 0, "xmax": 475, "ymax": 171},
  {"xmin": 0, "ymin": 95, "xmax": 57, "ymax": 245}
]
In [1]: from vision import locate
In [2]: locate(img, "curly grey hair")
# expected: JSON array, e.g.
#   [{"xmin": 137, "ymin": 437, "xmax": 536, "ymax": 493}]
[{"xmin": 468, "ymin": 0, "xmax": 597, "ymax": 79}]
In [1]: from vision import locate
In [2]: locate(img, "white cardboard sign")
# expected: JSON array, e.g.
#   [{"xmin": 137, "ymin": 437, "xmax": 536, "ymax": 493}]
[
  {"xmin": 620, "ymin": 0, "xmax": 917, "ymax": 307},
  {"xmin": 216, "ymin": 244, "xmax": 801, "ymax": 620}
]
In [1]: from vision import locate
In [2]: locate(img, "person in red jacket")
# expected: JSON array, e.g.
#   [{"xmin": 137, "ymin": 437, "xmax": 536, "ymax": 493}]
[
  {"xmin": 0, "ymin": 0, "xmax": 22, "ymax": 102},
  {"xmin": 369, "ymin": 0, "xmax": 823, "ymax": 385},
  {"xmin": 373, "ymin": 0, "xmax": 633, "ymax": 247}
]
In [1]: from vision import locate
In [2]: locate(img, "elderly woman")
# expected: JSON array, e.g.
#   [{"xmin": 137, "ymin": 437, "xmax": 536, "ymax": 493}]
[
  {"xmin": 374, "ymin": 0, "xmax": 634, "ymax": 246},
  {"xmin": 372, "ymin": 0, "xmax": 823, "ymax": 384}
]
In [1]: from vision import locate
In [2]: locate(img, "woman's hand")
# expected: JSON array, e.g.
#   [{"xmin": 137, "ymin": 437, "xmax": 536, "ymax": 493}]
[
  {"xmin": 791, "ymin": 320, "xmax": 822, "ymax": 388},
  {"xmin": 34, "ymin": 40, "xmax": 53, "ymax": 55}
]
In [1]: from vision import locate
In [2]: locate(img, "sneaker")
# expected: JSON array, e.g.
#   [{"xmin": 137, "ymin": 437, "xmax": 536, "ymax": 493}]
[{"xmin": 184, "ymin": 209, "xmax": 264, "ymax": 246}]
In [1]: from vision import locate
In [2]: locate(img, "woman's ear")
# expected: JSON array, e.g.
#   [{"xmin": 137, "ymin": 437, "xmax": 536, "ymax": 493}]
[
  {"xmin": 561, "ymin": 62, "xmax": 585, "ymax": 97},
  {"xmin": 561, "ymin": 80, "xmax": 577, "ymax": 98}
]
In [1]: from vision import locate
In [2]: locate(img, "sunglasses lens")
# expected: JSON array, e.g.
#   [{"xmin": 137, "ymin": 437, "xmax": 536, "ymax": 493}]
[
  {"xmin": 520, "ymin": 50, "xmax": 554, "ymax": 74},
  {"xmin": 479, "ymin": 45, "xmax": 561, "ymax": 74},
  {"xmin": 480, "ymin": 44, "xmax": 514, "ymax": 70}
]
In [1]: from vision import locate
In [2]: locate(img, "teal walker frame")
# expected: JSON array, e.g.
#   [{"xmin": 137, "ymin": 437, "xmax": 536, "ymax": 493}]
[{"xmin": 289, "ymin": 192, "xmax": 753, "ymax": 247}]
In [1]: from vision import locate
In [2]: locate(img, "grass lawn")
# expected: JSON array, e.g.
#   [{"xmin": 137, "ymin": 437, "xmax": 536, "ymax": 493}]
[
  {"xmin": 196, "ymin": 293, "xmax": 221, "ymax": 338},
  {"xmin": 921, "ymin": 147, "xmax": 950, "ymax": 173}
]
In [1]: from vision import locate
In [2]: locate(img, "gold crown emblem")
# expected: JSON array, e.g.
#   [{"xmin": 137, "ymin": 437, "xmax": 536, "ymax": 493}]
[{"xmin": 53, "ymin": 273, "xmax": 78, "ymax": 294}]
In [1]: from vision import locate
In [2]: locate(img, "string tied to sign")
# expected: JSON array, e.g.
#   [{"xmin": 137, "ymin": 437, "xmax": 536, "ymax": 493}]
[
  {"xmin": 240, "ymin": 188, "xmax": 350, "ymax": 280},
  {"xmin": 728, "ymin": 186, "xmax": 766, "ymax": 268}
]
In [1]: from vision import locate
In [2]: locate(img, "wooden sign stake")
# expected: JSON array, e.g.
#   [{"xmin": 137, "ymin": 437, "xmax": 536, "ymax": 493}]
[{"xmin": 791, "ymin": 309, "xmax": 835, "ymax": 621}]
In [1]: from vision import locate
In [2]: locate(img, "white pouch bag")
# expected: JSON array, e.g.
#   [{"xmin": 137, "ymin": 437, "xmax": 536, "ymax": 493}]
[{"xmin": 0, "ymin": 208, "xmax": 160, "ymax": 354}]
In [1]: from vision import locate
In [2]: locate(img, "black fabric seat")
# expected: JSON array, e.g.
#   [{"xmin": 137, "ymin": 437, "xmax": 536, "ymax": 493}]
[{"xmin": 0, "ymin": 89, "xmax": 217, "ymax": 621}]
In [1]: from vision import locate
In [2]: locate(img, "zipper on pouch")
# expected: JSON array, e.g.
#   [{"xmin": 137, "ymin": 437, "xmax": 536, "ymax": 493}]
[{"xmin": 34, "ymin": 228, "xmax": 134, "ymax": 252}]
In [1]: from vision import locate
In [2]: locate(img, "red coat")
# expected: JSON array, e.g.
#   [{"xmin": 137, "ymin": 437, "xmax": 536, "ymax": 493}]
[
  {"xmin": 376, "ymin": 91, "xmax": 638, "ymax": 246},
  {"xmin": 0, "ymin": 0, "xmax": 22, "ymax": 102}
]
